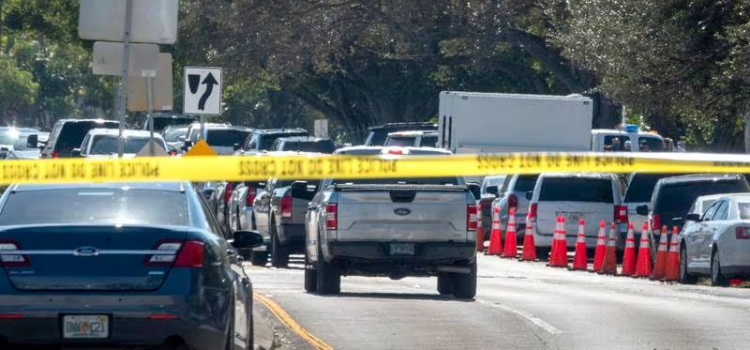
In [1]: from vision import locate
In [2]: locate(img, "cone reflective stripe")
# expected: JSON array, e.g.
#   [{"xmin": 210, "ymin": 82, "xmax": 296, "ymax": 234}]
[
  {"xmin": 591, "ymin": 220, "xmax": 607, "ymax": 272},
  {"xmin": 487, "ymin": 206, "xmax": 503, "ymax": 256},
  {"xmin": 571, "ymin": 218, "xmax": 588, "ymax": 270},
  {"xmin": 503, "ymin": 208, "xmax": 519, "ymax": 258},
  {"xmin": 634, "ymin": 223, "xmax": 653, "ymax": 277},
  {"xmin": 620, "ymin": 222, "xmax": 637, "ymax": 276},
  {"xmin": 549, "ymin": 216, "xmax": 569, "ymax": 268},
  {"xmin": 651, "ymin": 226, "xmax": 670, "ymax": 280},
  {"xmin": 663, "ymin": 226, "xmax": 681, "ymax": 281},
  {"xmin": 521, "ymin": 215, "xmax": 537, "ymax": 261},
  {"xmin": 599, "ymin": 223, "xmax": 618, "ymax": 275}
]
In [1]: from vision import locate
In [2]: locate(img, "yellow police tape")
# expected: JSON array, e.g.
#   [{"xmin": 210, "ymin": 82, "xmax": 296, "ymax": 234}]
[{"xmin": 2, "ymin": 152, "xmax": 750, "ymax": 184}]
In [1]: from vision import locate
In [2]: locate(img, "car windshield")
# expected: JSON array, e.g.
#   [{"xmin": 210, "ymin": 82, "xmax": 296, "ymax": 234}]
[
  {"xmin": 0, "ymin": 189, "xmax": 188, "ymax": 226},
  {"xmin": 90, "ymin": 135, "xmax": 154, "ymax": 155},
  {"xmin": 540, "ymin": 178, "xmax": 614, "ymax": 203},
  {"xmin": 206, "ymin": 129, "xmax": 252, "ymax": 147}
]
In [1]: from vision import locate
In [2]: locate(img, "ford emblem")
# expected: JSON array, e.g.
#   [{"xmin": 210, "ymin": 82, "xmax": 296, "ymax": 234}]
[
  {"xmin": 394, "ymin": 208, "xmax": 411, "ymax": 216},
  {"xmin": 74, "ymin": 246, "xmax": 100, "ymax": 257}
]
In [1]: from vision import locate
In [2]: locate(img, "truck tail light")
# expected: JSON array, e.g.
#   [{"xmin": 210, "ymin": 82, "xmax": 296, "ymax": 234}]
[
  {"xmin": 528, "ymin": 203, "xmax": 538, "ymax": 219},
  {"xmin": 508, "ymin": 194, "xmax": 518, "ymax": 211},
  {"xmin": 246, "ymin": 186, "xmax": 257, "ymax": 206},
  {"xmin": 736, "ymin": 227, "xmax": 750, "ymax": 240},
  {"xmin": 281, "ymin": 195, "xmax": 293, "ymax": 218},
  {"xmin": 615, "ymin": 205, "xmax": 628, "ymax": 224},
  {"xmin": 467, "ymin": 204, "xmax": 478, "ymax": 231},
  {"xmin": 325, "ymin": 203, "xmax": 338, "ymax": 230},
  {"xmin": 652, "ymin": 214, "xmax": 661, "ymax": 232}
]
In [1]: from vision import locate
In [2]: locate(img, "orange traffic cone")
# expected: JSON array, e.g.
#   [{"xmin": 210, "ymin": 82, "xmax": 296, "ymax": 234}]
[
  {"xmin": 590, "ymin": 220, "xmax": 606, "ymax": 273},
  {"xmin": 651, "ymin": 226, "xmax": 669, "ymax": 280},
  {"xmin": 634, "ymin": 223, "xmax": 653, "ymax": 278},
  {"xmin": 502, "ymin": 208, "xmax": 519, "ymax": 259},
  {"xmin": 571, "ymin": 219, "xmax": 587, "ymax": 270},
  {"xmin": 663, "ymin": 226, "xmax": 680, "ymax": 282},
  {"xmin": 549, "ymin": 216, "xmax": 569, "ymax": 268},
  {"xmin": 521, "ymin": 216, "xmax": 537, "ymax": 261},
  {"xmin": 620, "ymin": 223, "xmax": 637, "ymax": 276},
  {"xmin": 487, "ymin": 206, "xmax": 503, "ymax": 256},
  {"xmin": 599, "ymin": 223, "xmax": 618, "ymax": 275}
]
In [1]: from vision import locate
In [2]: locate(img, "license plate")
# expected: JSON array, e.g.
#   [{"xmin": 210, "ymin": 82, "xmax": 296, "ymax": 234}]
[
  {"xmin": 62, "ymin": 315, "xmax": 109, "ymax": 339},
  {"xmin": 390, "ymin": 243, "xmax": 415, "ymax": 256}
]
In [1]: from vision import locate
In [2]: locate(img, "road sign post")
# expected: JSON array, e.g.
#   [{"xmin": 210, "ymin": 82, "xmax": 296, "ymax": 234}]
[{"xmin": 116, "ymin": 0, "xmax": 134, "ymax": 158}]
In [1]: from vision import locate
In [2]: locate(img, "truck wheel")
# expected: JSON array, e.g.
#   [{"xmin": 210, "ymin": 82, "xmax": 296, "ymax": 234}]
[
  {"xmin": 316, "ymin": 244, "xmax": 340, "ymax": 295},
  {"xmin": 304, "ymin": 251, "xmax": 318, "ymax": 293},
  {"xmin": 451, "ymin": 261, "xmax": 477, "ymax": 299},
  {"xmin": 437, "ymin": 273, "xmax": 453, "ymax": 295},
  {"xmin": 270, "ymin": 225, "xmax": 289, "ymax": 268},
  {"xmin": 249, "ymin": 251, "xmax": 268, "ymax": 267}
]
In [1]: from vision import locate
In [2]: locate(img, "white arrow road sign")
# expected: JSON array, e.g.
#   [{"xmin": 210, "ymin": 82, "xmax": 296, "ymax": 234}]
[{"xmin": 183, "ymin": 67, "xmax": 223, "ymax": 115}]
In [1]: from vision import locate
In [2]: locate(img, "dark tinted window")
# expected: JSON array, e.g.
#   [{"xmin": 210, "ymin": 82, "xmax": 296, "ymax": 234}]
[
  {"xmin": 656, "ymin": 180, "xmax": 750, "ymax": 213},
  {"xmin": 56, "ymin": 122, "xmax": 119, "ymax": 151},
  {"xmin": 604, "ymin": 135, "xmax": 631, "ymax": 151},
  {"xmin": 639, "ymin": 136, "xmax": 665, "ymax": 152},
  {"xmin": 331, "ymin": 177, "xmax": 459, "ymax": 186},
  {"xmin": 282, "ymin": 141, "xmax": 336, "ymax": 154},
  {"xmin": 0, "ymin": 189, "xmax": 189, "ymax": 226},
  {"xmin": 625, "ymin": 173, "xmax": 683, "ymax": 202},
  {"xmin": 540, "ymin": 178, "xmax": 614, "ymax": 203},
  {"xmin": 259, "ymin": 132, "xmax": 308, "ymax": 150},
  {"xmin": 514, "ymin": 174, "xmax": 540, "ymax": 192},
  {"xmin": 206, "ymin": 129, "xmax": 252, "ymax": 147},
  {"xmin": 421, "ymin": 136, "xmax": 438, "ymax": 147}
]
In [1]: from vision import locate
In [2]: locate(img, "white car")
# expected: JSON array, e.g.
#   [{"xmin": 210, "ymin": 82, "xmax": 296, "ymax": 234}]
[
  {"xmin": 527, "ymin": 173, "xmax": 627, "ymax": 257},
  {"xmin": 76, "ymin": 129, "xmax": 169, "ymax": 158},
  {"xmin": 680, "ymin": 193, "xmax": 750, "ymax": 286}
]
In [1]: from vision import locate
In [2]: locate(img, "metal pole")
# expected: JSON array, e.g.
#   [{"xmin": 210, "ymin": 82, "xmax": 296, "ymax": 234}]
[
  {"xmin": 116, "ymin": 0, "xmax": 134, "ymax": 158},
  {"xmin": 147, "ymin": 75, "xmax": 155, "ymax": 156},
  {"xmin": 199, "ymin": 115, "xmax": 205, "ymax": 141}
]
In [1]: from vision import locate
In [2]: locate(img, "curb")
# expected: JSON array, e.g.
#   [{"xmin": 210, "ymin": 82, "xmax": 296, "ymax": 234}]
[{"xmin": 253, "ymin": 301, "xmax": 276, "ymax": 350}]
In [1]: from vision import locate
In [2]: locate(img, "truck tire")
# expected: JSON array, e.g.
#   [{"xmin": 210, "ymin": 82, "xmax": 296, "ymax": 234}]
[
  {"xmin": 270, "ymin": 225, "xmax": 289, "ymax": 268},
  {"xmin": 437, "ymin": 273, "xmax": 453, "ymax": 295},
  {"xmin": 249, "ymin": 251, "xmax": 268, "ymax": 267},
  {"xmin": 316, "ymin": 244, "xmax": 340, "ymax": 295},
  {"xmin": 304, "ymin": 251, "xmax": 318, "ymax": 293},
  {"xmin": 451, "ymin": 261, "xmax": 477, "ymax": 299}
]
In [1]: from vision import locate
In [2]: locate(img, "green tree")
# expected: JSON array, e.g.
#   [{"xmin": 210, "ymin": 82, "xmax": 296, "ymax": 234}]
[{"xmin": 0, "ymin": 55, "xmax": 37, "ymax": 122}]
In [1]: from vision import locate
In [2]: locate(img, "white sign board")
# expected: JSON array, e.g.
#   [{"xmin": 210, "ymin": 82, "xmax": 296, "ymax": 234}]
[
  {"xmin": 92, "ymin": 42, "xmax": 159, "ymax": 76},
  {"xmin": 314, "ymin": 119, "xmax": 329, "ymax": 137},
  {"xmin": 183, "ymin": 67, "xmax": 223, "ymax": 115},
  {"xmin": 79, "ymin": 0, "xmax": 178, "ymax": 44},
  {"xmin": 128, "ymin": 53, "xmax": 174, "ymax": 111}
]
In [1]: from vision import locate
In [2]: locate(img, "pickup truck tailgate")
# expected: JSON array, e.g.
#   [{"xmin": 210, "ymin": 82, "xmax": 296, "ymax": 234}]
[{"xmin": 335, "ymin": 185, "xmax": 470, "ymax": 242}]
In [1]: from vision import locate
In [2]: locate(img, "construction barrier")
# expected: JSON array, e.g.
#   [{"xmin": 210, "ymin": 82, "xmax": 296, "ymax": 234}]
[{"xmin": 2, "ymin": 151, "xmax": 750, "ymax": 184}]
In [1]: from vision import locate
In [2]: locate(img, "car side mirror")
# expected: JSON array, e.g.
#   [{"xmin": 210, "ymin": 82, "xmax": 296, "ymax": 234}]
[
  {"xmin": 467, "ymin": 183, "xmax": 481, "ymax": 200},
  {"xmin": 231, "ymin": 230, "xmax": 264, "ymax": 249},
  {"xmin": 686, "ymin": 213, "xmax": 702, "ymax": 222},
  {"xmin": 486, "ymin": 185, "xmax": 498, "ymax": 196},
  {"xmin": 636, "ymin": 205, "xmax": 649, "ymax": 216},
  {"xmin": 233, "ymin": 143, "xmax": 241, "ymax": 151},
  {"xmin": 525, "ymin": 191, "xmax": 533, "ymax": 200},
  {"xmin": 26, "ymin": 134, "xmax": 38, "ymax": 148},
  {"xmin": 71, "ymin": 148, "xmax": 82, "ymax": 157}
]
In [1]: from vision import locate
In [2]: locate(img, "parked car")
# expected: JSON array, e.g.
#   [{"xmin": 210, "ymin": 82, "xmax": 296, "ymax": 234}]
[
  {"xmin": 477, "ymin": 175, "xmax": 507, "ymax": 240},
  {"xmin": 0, "ymin": 181, "xmax": 263, "ymax": 349},
  {"xmin": 75, "ymin": 129, "xmax": 170, "ymax": 158},
  {"xmin": 271, "ymin": 136, "xmax": 336, "ymax": 154},
  {"xmin": 210, "ymin": 181, "xmax": 241, "ymax": 237},
  {"xmin": 141, "ymin": 113, "xmax": 196, "ymax": 133},
  {"xmin": 41, "ymin": 119, "xmax": 121, "ymax": 158},
  {"xmin": 300, "ymin": 146, "xmax": 478, "ymax": 298},
  {"xmin": 184, "ymin": 124, "xmax": 253, "ymax": 155},
  {"xmin": 240, "ymin": 128, "xmax": 309, "ymax": 154},
  {"xmin": 637, "ymin": 174, "xmax": 750, "ymax": 258},
  {"xmin": 680, "ymin": 193, "xmax": 750, "ymax": 286},
  {"xmin": 5, "ymin": 130, "xmax": 48, "ymax": 160},
  {"xmin": 384, "ymin": 130, "xmax": 439, "ymax": 148},
  {"xmin": 229, "ymin": 180, "xmax": 268, "ymax": 264},
  {"xmin": 362, "ymin": 122, "xmax": 437, "ymax": 146},
  {"xmin": 490, "ymin": 174, "xmax": 540, "ymax": 241},
  {"xmin": 527, "ymin": 173, "xmax": 626, "ymax": 257}
]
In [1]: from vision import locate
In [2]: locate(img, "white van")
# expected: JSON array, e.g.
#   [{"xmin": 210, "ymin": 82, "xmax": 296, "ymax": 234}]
[{"xmin": 527, "ymin": 173, "xmax": 627, "ymax": 256}]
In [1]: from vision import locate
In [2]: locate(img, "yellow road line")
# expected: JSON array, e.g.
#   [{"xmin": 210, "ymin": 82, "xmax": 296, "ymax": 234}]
[{"xmin": 253, "ymin": 293, "xmax": 334, "ymax": 350}]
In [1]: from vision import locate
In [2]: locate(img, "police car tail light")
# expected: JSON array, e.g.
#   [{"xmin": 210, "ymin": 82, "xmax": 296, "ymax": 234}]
[
  {"xmin": 325, "ymin": 203, "xmax": 338, "ymax": 230},
  {"xmin": 0, "ymin": 241, "xmax": 29, "ymax": 267},
  {"xmin": 467, "ymin": 204, "xmax": 478, "ymax": 231},
  {"xmin": 173, "ymin": 241, "xmax": 205, "ymax": 268},
  {"xmin": 736, "ymin": 227, "xmax": 750, "ymax": 240},
  {"xmin": 145, "ymin": 241, "xmax": 181, "ymax": 266}
]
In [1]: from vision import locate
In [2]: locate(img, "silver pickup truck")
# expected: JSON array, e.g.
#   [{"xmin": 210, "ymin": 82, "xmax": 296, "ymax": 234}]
[{"xmin": 295, "ymin": 146, "xmax": 479, "ymax": 299}]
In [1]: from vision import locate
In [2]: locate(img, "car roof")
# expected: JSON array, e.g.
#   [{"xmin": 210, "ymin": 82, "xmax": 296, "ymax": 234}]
[
  {"xmin": 276, "ymin": 136, "xmax": 332, "ymax": 142},
  {"xmin": 657, "ymin": 174, "xmax": 745, "ymax": 185},
  {"xmin": 86, "ymin": 129, "xmax": 163, "ymax": 138},
  {"xmin": 540, "ymin": 172, "xmax": 616, "ymax": 179},
  {"xmin": 57, "ymin": 119, "xmax": 119, "ymax": 124},
  {"xmin": 334, "ymin": 145, "xmax": 452, "ymax": 155},
  {"xmin": 387, "ymin": 130, "xmax": 439, "ymax": 137},
  {"xmin": 368, "ymin": 122, "xmax": 437, "ymax": 131},
  {"xmin": 9, "ymin": 182, "xmax": 188, "ymax": 193},
  {"xmin": 254, "ymin": 128, "xmax": 308, "ymax": 135}
]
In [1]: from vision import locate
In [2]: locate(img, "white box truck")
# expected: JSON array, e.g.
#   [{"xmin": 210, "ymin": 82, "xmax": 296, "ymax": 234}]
[{"xmin": 438, "ymin": 92, "xmax": 593, "ymax": 155}]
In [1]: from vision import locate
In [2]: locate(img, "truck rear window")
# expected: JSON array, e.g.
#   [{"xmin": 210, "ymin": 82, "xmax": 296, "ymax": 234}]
[
  {"xmin": 656, "ymin": 181, "xmax": 750, "ymax": 213},
  {"xmin": 56, "ymin": 122, "xmax": 120, "ymax": 151},
  {"xmin": 540, "ymin": 178, "xmax": 614, "ymax": 203},
  {"xmin": 624, "ymin": 173, "xmax": 683, "ymax": 202},
  {"xmin": 281, "ymin": 141, "xmax": 336, "ymax": 154},
  {"xmin": 206, "ymin": 129, "xmax": 252, "ymax": 147}
]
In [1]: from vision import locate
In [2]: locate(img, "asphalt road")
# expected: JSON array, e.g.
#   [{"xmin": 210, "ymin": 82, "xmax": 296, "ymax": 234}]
[{"xmin": 249, "ymin": 254, "xmax": 750, "ymax": 350}]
